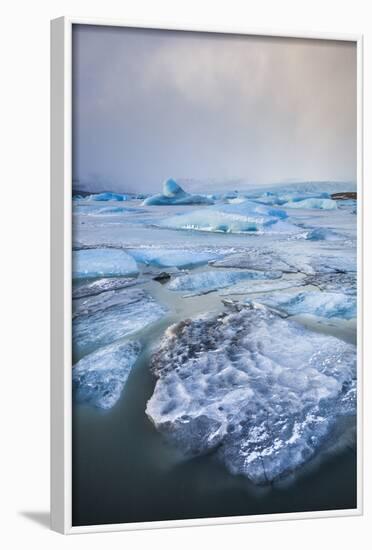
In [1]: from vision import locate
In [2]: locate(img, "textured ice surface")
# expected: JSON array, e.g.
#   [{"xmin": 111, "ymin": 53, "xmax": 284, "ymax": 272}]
[
  {"xmin": 283, "ymin": 198, "xmax": 337, "ymax": 210},
  {"xmin": 304, "ymin": 272, "xmax": 357, "ymax": 296},
  {"xmin": 277, "ymin": 252, "xmax": 357, "ymax": 276},
  {"xmin": 73, "ymin": 340, "xmax": 141, "ymax": 409},
  {"xmin": 210, "ymin": 248, "xmax": 297, "ymax": 272},
  {"xmin": 87, "ymin": 192, "xmax": 127, "ymax": 201},
  {"xmin": 250, "ymin": 290, "xmax": 356, "ymax": 319},
  {"xmin": 73, "ymin": 288, "xmax": 167, "ymax": 357},
  {"xmin": 168, "ymin": 270, "xmax": 282, "ymax": 295},
  {"xmin": 220, "ymin": 276, "xmax": 305, "ymax": 295},
  {"xmin": 126, "ymin": 248, "xmax": 223, "ymax": 269},
  {"xmin": 146, "ymin": 305, "xmax": 356, "ymax": 483},
  {"xmin": 72, "ymin": 249, "xmax": 139, "ymax": 279},
  {"xmin": 143, "ymin": 178, "xmax": 214, "ymax": 206},
  {"xmin": 158, "ymin": 201, "xmax": 301, "ymax": 235},
  {"xmin": 72, "ymin": 277, "xmax": 144, "ymax": 299}
]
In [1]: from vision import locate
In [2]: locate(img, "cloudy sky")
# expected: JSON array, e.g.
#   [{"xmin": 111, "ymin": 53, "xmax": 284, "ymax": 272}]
[{"xmin": 72, "ymin": 24, "xmax": 356, "ymax": 193}]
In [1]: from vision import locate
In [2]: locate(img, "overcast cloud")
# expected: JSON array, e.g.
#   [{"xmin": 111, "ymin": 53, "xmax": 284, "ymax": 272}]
[{"xmin": 72, "ymin": 25, "xmax": 356, "ymax": 193}]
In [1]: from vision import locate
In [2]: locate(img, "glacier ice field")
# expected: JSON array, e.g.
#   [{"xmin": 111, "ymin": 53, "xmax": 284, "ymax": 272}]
[{"xmin": 72, "ymin": 179, "xmax": 357, "ymax": 483}]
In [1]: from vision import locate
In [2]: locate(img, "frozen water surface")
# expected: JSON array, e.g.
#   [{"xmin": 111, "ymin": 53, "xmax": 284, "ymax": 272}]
[
  {"xmin": 73, "ymin": 340, "xmax": 141, "ymax": 409},
  {"xmin": 146, "ymin": 305, "xmax": 356, "ymax": 483}
]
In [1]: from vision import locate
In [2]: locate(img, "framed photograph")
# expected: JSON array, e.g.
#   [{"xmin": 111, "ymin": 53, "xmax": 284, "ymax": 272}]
[{"xmin": 51, "ymin": 17, "xmax": 363, "ymax": 534}]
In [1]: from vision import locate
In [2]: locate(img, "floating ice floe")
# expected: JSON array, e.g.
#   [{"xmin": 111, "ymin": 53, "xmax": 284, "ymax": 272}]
[
  {"xmin": 72, "ymin": 249, "xmax": 139, "ymax": 279},
  {"xmin": 87, "ymin": 192, "xmax": 127, "ymax": 201},
  {"xmin": 252, "ymin": 192, "xmax": 330, "ymax": 207},
  {"xmin": 210, "ymin": 248, "xmax": 297, "ymax": 272},
  {"xmin": 73, "ymin": 340, "xmax": 141, "ymax": 409},
  {"xmin": 249, "ymin": 290, "xmax": 356, "ymax": 319},
  {"xmin": 304, "ymin": 272, "xmax": 357, "ymax": 296},
  {"xmin": 303, "ymin": 227, "xmax": 343, "ymax": 241},
  {"xmin": 146, "ymin": 305, "xmax": 356, "ymax": 483},
  {"xmin": 220, "ymin": 276, "xmax": 305, "ymax": 296},
  {"xmin": 126, "ymin": 248, "xmax": 225, "ymax": 269},
  {"xmin": 168, "ymin": 270, "xmax": 282, "ymax": 295},
  {"xmin": 283, "ymin": 198, "xmax": 337, "ymax": 210},
  {"xmin": 158, "ymin": 201, "xmax": 301, "ymax": 235},
  {"xmin": 143, "ymin": 178, "xmax": 214, "ymax": 206},
  {"xmin": 73, "ymin": 288, "xmax": 167, "ymax": 357},
  {"xmin": 72, "ymin": 277, "xmax": 144, "ymax": 299}
]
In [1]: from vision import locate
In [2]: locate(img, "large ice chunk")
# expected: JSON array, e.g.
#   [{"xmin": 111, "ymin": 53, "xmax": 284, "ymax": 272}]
[
  {"xmin": 73, "ymin": 340, "xmax": 141, "ymax": 409},
  {"xmin": 158, "ymin": 201, "xmax": 299, "ymax": 235},
  {"xmin": 250, "ymin": 290, "xmax": 356, "ymax": 319},
  {"xmin": 210, "ymin": 248, "xmax": 297, "ymax": 272},
  {"xmin": 72, "ymin": 277, "xmax": 144, "ymax": 299},
  {"xmin": 72, "ymin": 249, "xmax": 139, "ymax": 279},
  {"xmin": 283, "ymin": 198, "xmax": 337, "ymax": 210},
  {"xmin": 146, "ymin": 305, "xmax": 356, "ymax": 483},
  {"xmin": 73, "ymin": 288, "xmax": 167, "ymax": 357},
  {"xmin": 168, "ymin": 270, "xmax": 282, "ymax": 295},
  {"xmin": 143, "ymin": 178, "xmax": 214, "ymax": 206},
  {"xmin": 126, "ymin": 248, "xmax": 224, "ymax": 269}
]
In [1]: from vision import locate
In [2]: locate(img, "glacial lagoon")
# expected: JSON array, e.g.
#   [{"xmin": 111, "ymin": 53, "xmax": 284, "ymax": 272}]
[{"xmin": 72, "ymin": 180, "xmax": 357, "ymax": 526}]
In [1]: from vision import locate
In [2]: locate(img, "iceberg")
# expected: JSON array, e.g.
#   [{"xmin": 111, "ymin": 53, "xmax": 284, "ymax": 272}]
[
  {"xmin": 143, "ymin": 178, "xmax": 214, "ymax": 206},
  {"xmin": 168, "ymin": 269, "xmax": 282, "ymax": 295},
  {"xmin": 72, "ymin": 249, "xmax": 139, "ymax": 279},
  {"xmin": 146, "ymin": 304, "xmax": 356, "ymax": 483},
  {"xmin": 73, "ymin": 340, "xmax": 141, "ymax": 409},
  {"xmin": 250, "ymin": 290, "xmax": 356, "ymax": 319},
  {"xmin": 283, "ymin": 198, "xmax": 337, "ymax": 210},
  {"xmin": 73, "ymin": 288, "xmax": 167, "ymax": 357},
  {"xmin": 126, "ymin": 248, "xmax": 224, "ymax": 269},
  {"xmin": 158, "ymin": 201, "xmax": 300, "ymax": 235}
]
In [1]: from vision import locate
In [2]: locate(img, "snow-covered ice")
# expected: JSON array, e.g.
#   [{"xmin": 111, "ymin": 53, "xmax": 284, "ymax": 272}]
[
  {"xmin": 72, "ymin": 249, "xmax": 139, "ymax": 279},
  {"xmin": 73, "ymin": 340, "xmax": 141, "ymax": 409},
  {"xmin": 168, "ymin": 269, "xmax": 282, "ymax": 295},
  {"xmin": 143, "ymin": 178, "xmax": 214, "ymax": 206},
  {"xmin": 146, "ymin": 304, "xmax": 356, "ymax": 483}
]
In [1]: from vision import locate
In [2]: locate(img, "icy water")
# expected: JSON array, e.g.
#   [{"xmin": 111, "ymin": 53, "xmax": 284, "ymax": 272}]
[{"xmin": 72, "ymin": 188, "xmax": 357, "ymax": 527}]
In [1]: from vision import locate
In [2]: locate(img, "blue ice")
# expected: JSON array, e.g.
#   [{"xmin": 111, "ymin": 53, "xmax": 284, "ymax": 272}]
[
  {"xmin": 73, "ymin": 340, "xmax": 141, "ymax": 409},
  {"xmin": 72, "ymin": 249, "xmax": 139, "ymax": 279},
  {"xmin": 168, "ymin": 269, "xmax": 282, "ymax": 295},
  {"xmin": 250, "ymin": 290, "xmax": 356, "ymax": 319},
  {"xmin": 143, "ymin": 178, "xmax": 214, "ymax": 206}
]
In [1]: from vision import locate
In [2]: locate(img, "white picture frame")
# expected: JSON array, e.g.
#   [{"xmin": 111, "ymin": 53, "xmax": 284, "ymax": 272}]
[{"xmin": 51, "ymin": 16, "xmax": 363, "ymax": 534}]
